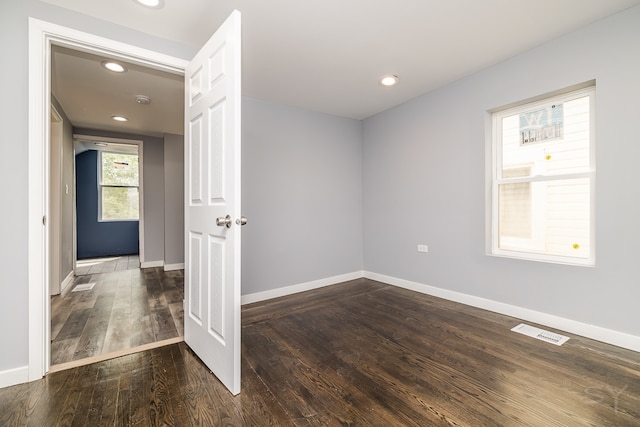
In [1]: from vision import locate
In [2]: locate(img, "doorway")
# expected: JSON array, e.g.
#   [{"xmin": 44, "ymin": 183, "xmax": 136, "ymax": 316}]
[{"xmin": 29, "ymin": 18, "xmax": 189, "ymax": 378}]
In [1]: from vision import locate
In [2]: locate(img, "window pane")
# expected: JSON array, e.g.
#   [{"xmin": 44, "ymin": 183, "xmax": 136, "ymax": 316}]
[
  {"xmin": 102, "ymin": 152, "xmax": 139, "ymax": 186},
  {"xmin": 102, "ymin": 187, "xmax": 139, "ymax": 220},
  {"xmin": 501, "ymin": 96, "xmax": 590, "ymax": 178},
  {"xmin": 498, "ymin": 178, "xmax": 590, "ymax": 258}
]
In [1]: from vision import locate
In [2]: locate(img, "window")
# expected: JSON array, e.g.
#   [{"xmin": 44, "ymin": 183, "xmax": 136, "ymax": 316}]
[
  {"xmin": 491, "ymin": 85, "xmax": 595, "ymax": 265},
  {"xmin": 99, "ymin": 151, "xmax": 140, "ymax": 221}
]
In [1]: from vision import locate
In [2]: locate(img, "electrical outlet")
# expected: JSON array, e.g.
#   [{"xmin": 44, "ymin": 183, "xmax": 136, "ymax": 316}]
[{"xmin": 417, "ymin": 244, "xmax": 428, "ymax": 253}]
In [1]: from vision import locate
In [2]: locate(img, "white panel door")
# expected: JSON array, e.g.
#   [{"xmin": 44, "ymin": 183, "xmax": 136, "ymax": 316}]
[{"xmin": 184, "ymin": 10, "xmax": 242, "ymax": 395}]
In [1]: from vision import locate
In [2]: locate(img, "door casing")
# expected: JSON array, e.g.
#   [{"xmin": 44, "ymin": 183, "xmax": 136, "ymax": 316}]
[{"xmin": 28, "ymin": 18, "xmax": 188, "ymax": 380}]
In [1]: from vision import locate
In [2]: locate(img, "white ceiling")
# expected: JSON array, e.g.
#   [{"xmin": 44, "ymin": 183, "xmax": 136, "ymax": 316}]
[
  {"xmin": 45, "ymin": 0, "xmax": 640, "ymax": 136},
  {"xmin": 51, "ymin": 46, "xmax": 184, "ymax": 136}
]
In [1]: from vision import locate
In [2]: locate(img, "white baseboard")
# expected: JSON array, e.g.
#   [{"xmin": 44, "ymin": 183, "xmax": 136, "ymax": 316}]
[
  {"xmin": 60, "ymin": 270, "xmax": 74, "ymax": 294},
  {"xmin": 241, "ymin": 271, "xmax": 364, "ymax": 305},
  {"xmin": 0, "ymin": 365, "xmax": 29, "ymax": 389},
  {"xmin": 140, "ymin": 260, "xmax": 164, "ymax": 268},
  {"xmin": 164, "ymin": 263, "xmax": 184, "ymax": 271},
  {"xmin": 364, "ymin": 271, "xmax": 640, "ymax": 353}
]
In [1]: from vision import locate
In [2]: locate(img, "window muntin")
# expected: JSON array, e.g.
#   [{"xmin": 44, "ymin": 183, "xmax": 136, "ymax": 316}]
[
  {"xmin": 99, "ymin": 151, "xmax": 139, "ymax": 221},
  {"xmin": 492, "ymin": 86, "xmax": 595, "ymax": 265}
]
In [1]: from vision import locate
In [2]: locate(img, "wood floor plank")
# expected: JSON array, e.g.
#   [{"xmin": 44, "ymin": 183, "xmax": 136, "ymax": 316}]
[
  {"xmin": 147, "ymin": 345, "xmax": 179, "ymax": 426},
  {"xmin": 20, "ymin": 365, "xmax": 77, "ymax": 426},
  {"xmin": 55, "ymin": 308, "xmax": 92, "ymax": 341},
  {"xmin": 168, "ymin": 301, "xmax": 184, "ymax": 336},
  {"xmin": 102, "ymin": 305, "xmax": 132, "ymax": 354},
  {"xmin": 151, "ymin": 307, "xmax": 178, "ymax": 340}
]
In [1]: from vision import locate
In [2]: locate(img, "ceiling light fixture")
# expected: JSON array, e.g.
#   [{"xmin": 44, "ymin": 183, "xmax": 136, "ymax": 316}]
[
  {"xmin": 134, "ymin": 0, "xmax": 164, "ymax": 8},
  {"xmin": 112, "ymin": 115, "xmax": 128, "ymax": 122},
  {"xmin": 101, "ymin": 61, "xmax": 127, "ymax": 73},
  {"xmin": 380, "ymin": 74, "xmax": 399, "ymax": 86},
  {"xmin": 94, "ymin": 142, "xmax": 108, "ymax": 147}
]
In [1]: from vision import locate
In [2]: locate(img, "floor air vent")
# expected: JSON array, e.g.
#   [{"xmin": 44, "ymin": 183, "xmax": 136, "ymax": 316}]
[
  {"xmin": 511, "ymin": 323, "xmax": 569, "ymax": 346},
  {"xmin": 72, "ymin": 282, "xmax": 96, "ymax": 292}
]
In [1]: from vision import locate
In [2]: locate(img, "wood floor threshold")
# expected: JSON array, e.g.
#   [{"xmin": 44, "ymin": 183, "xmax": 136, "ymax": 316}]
[{"xmin": 48, "ymin": 336, "xmax": 184, "ymax": 373}]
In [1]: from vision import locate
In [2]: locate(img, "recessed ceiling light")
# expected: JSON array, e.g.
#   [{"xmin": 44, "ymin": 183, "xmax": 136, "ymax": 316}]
[
  {"xmin": 112, "ymin": 116, "xmax": 128, "ymax": 122},
  {"xmin": 101, "ymin": 61, "xmax": 127, "ymax": 73},
  {"xmin": 134, "ymin": 0, "xmax": 164, "ymax": 8},
  {"xmin": 380, "ymin": 74, "xmax": 399, "ymax": 86}
]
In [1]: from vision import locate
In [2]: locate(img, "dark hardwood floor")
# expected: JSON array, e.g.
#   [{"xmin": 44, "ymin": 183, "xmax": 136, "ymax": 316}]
[
  {"xmin": 3, "ymin": 278, "xmax": 639, "ymax": 426},
  {"xmin": 51, "ymin": 266, "xmax": 184, "ymax": 366}
]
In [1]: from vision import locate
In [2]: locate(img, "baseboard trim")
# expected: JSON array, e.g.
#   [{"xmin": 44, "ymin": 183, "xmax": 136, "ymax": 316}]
[
  {"xmin": 164, "ymin": 263, "xmax": 184, "ymax": 271},
  {"xmin": 241, "ymin": 271, "xmax": 364, "ymax": 305},
  {"xmin": 0, "ymin": 365, "xmax": 29, "ymax": 389},
  {"xmin": 140, "ymin": 260, "xmax": 164, "ymax": 268},
  {"xmin": 60, "ymin": 270, "xmax": 74, "ymax": 294},
  {"xmin": 364, "ymin": 271, "xmax": 640, "ymax": 353}
]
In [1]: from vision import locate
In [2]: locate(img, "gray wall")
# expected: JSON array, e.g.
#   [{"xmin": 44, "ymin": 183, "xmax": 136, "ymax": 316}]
[
  {"xmin": 242, "ymin": 97, "xmax": 363, "ymax": 295},
  {"xmin": 163, "ymin": 134, "xmax": 185, "ymax": 266},
  {"xmin": 75, "ymin": 129, "xmax": 165, "ymax": 265},
  {"xmin": 0, "ymin": 0, "xmax": 35, "ymax": 374},
  {"xmin": 362, "ymin": 6, "xmax": 640, "ymax": 337}
]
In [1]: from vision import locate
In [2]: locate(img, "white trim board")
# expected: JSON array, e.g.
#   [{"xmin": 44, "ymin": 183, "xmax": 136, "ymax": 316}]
[
  {"xmin": 0, "ymin": 366, "xmax": 29, "ymax": 389},
  {"xmin": 164, "ymin": 263, "xmax": 184, "ymax": 271},
  {"xmin": 60, "ymin": 271, "xmax": 74, "ymax": 294},
  {"xmin": 241, "ymin": 271, "xmax": 364, "ymax": 305},
  {"xmin": 141, "ymin": 260, "xmax": 164, "ymax": 269},
  {"xmin": 364, "ymin": 271, "xmax": 640, "ymax": 353}
]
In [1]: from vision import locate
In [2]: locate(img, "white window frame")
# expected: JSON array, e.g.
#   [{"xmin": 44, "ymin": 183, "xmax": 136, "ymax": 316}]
[
  {"xmin": 489, "ymin": 84, "xmax": 596, "ymax": 266},
  {"xmin": 98, "ymin": 151, "xmax": 141, "ymax": 222}
]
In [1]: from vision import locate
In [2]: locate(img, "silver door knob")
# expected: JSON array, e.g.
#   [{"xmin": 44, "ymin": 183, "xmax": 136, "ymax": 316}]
[
  {"xmin": 235, "ymin": 216, "xmax": 247, "ymax": 226},
  {"xmin": 216, "ymin": 214, "xmax": 232, "ymax": 228}
]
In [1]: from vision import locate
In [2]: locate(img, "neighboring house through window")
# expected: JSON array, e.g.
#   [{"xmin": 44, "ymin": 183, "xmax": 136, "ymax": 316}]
[
  {"xmin": 490, "ymin": 84, "xmax": 595, "ymax": 265},
  {"xmin": 99, "ymin": 151, "xmax": 140, "ymax": 221}
]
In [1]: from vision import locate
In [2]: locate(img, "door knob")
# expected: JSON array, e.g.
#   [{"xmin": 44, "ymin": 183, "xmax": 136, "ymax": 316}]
[
  {"xmin": 235, "ymin": 216, "xmax": 247, "ymax": 226},
  {"xmin": 216, "ymin": 215, "xmax": 232, "ymax": 228}
]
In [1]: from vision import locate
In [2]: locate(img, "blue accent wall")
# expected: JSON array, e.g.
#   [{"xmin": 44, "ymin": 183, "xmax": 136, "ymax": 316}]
[{"xmin": 76, "ymin": 150, "xmax": 139, "ymax": 259}]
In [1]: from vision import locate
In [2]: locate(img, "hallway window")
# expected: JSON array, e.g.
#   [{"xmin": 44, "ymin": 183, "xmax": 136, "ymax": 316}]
[
  {"xmin": 99, "ymin": 152, "xmax": 139, "ymax": 221},
  {"xmin": 491, "ymin": 84, "xmax": 595, "ymax": 265}
]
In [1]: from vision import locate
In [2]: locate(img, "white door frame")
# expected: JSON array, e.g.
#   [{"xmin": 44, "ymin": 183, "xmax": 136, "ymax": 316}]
[{"xmin": 28, "ymin": 18, "xmax": 188, "ymax": 380}]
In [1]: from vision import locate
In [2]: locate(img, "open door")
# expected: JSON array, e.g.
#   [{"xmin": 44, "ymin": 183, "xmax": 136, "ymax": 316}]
[{"xmin": 184, "ymin": 10, "xmax": 243, "ymax": 395}]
